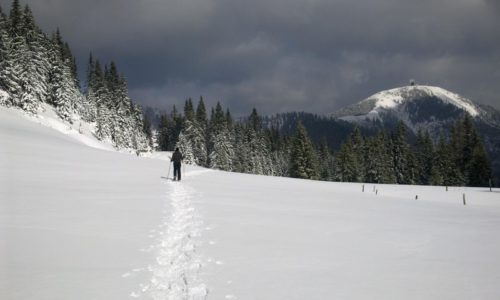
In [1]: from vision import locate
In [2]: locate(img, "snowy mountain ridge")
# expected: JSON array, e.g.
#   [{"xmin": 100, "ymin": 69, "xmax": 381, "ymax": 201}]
[
  {"xmin": 332, "ymin": 84, "xmax": 500, "ymax": 182},
  {"xmin": 366, "ymin": 85, "xmax": 479, "ymax": 117},
  {"xmin": 333, "ymin": 85, "xmax": 486, "ymax": 127}
]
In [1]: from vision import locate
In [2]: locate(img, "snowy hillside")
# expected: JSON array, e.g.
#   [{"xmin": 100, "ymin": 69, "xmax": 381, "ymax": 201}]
[
  {"xmin": 332, "ymin": 85, "xmax": 488, "ymax": 131},
  {"xmin": 343, "ymin": 85, "xmax": 479, "ymax": 118},
  {"xmin": 331, "ymin": 85, "xmax": 500, "ymax": 183},
  {"xmin": 2, "ymin": 105, "xmax": 500, "ymax": 299}
]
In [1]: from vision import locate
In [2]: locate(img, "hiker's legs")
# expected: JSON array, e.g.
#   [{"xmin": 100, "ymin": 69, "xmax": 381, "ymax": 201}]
[{"xmin": 173, "ymin": 162, "xmax": 181, "ymax": 180}]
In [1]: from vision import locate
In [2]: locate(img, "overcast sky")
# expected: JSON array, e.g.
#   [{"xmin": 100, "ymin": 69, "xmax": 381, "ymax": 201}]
[{"xmin": 1, "ymin": 0, "xmax": 499, "ymax": 115}]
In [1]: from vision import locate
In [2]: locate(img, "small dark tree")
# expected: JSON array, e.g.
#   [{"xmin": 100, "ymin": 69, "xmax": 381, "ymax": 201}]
[
  {"xmin": 467, "ymin": 142, "xmax": 492, "ymax": 187},
  {"xmin": 289, "ymin": 122, "xmax": 319, "ymax": 180},
  {"xmin": 415, "ymin": 129, "xmax": 434, "ymax": 185}
]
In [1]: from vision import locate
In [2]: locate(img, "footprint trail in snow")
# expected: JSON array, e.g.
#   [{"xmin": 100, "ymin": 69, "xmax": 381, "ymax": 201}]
[{"xmin": 138, "ymin": 179, "xmax": 208, "ymax": 299}]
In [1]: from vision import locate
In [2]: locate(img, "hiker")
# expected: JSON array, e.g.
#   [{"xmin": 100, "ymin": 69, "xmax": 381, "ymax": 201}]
[{"xmin": 171, "ymin": 148, "xmax": 183, "ymax": 181}]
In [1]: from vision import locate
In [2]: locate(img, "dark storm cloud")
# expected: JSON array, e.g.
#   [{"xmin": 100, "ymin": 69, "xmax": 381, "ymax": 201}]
[{"xmin": 1, "ymin": 0, "xmax": 499, "ymax": 115}]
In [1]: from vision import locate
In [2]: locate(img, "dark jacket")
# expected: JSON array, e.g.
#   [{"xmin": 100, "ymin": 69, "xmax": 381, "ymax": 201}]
[{"xmin": 171, "ymin": 150, "xmax": 183, "ymax": 163}]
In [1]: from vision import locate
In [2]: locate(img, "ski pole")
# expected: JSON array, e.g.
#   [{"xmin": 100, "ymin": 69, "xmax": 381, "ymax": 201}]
[{"xmin": 167, "ymin": 160, "xmax": 172, "ymax": 179}]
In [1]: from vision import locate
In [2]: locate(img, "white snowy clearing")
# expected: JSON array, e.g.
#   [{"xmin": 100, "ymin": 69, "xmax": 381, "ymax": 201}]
[{"xmin": 2, "ymin": 105, "xmax": 500, "ymax": 299}]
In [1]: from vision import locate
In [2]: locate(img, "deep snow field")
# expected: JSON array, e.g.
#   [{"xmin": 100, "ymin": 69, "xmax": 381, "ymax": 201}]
[{"xmin": 1, "ymin": 106, "xmax": 500, "ymax": 300}]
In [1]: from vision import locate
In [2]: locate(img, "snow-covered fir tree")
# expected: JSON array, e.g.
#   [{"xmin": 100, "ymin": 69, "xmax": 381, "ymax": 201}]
[
  {"xmin": 318, "ymin": 138, "xmax": 334, "ymax": 181},
  {"xmin": 208, "ymin": 102, "xmax": 234, "ymax": 171},
  {"xmin": 334, "ymin": 139, "xmax": 357, "ymax": 182},
  {"xmin": 0, "ymin": 0, "xmax": 150, "ymax": 151},
  {"xmin": 415, "ymin": 129, "xmax": 434, "ymax": 185},
  {"xmin": 392, "ymin": 121, "xmax": 417, "ymax": 184},
  {"xmin": 289, "ymin": 121, "xmax": 319, "ymax": 180},
  {"xmin": 363, "ymin": 131, "xmax": 396, "ymax": 184}
]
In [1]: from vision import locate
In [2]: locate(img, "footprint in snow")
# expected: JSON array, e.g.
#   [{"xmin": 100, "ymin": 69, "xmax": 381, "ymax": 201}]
[{"xmin": 130, "ymin": 292, "xmax": 140, "ymax": 298}]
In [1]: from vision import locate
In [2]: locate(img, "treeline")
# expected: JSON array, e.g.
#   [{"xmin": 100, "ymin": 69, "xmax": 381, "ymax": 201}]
[
  {"xmin": 331, "ymin": 117, "xmax": 492, "ymax": 187},
  {"xmin": 263, "ymin": 111, "xmax": 372, "ymax": 150},
  {"xmin": 157, "ymin": 99, "xmax": 493, "ymax": 187},
  {"xmin": 157, "ymin": 98, "xmax": 287, "ymax": 176},
  {"xmin": 0, "ymin": 0, "xmax": 150, "ymax": 150}
]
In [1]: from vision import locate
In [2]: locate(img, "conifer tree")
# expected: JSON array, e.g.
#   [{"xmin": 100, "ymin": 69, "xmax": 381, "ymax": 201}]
[
  {"xmin": 350, "ymin": 127, "xmax": 365, "ymax": 182},
  {"xmin": 184, "ymin": 98, "xmax": 194, "ymax": 121},
  {"xmin": 179, "ymin": 100, "xmax": 207, "ymax": 166},
  {"xmin": 226, "ymin": 108, "xmax": 233, "ymax": 129},
  {"xmin": 196, "ymin": 96, "xmax": 207, "ymax": 128},
  {"xmin": 431, "ymin": 134, "xmax": 463, "ymax": 186},
  {"xmin": 19, "ymin": 41, "xmax": 39, "ymax": 112},
  {"xmin": 468, "ymin": 141, "xmax": 492, "ymax": 187},
  {"xmin": 157, "ymin": 113, "xmax": 173, "ymax": 151},
  {"xmin": 142, "ymin": 113, "xmax": 153, "ymax": 148},
  {"xmin": 1, "ymin": 4, "xmax": 23, "ymax": 102},
  {"xmin": 249, "ymin": 108, "xmax": 262, "ymax": 132},
  {"xmin": 22, "ymin": 5, "xmax": 49, "ymax": 104},
  {"xmin": 392, "ymin": 121, "xmax": 416, "ymax": 184},
  {"xmin": 289, "ymin": 122, "xmax": 319, "ymax": 179},
  {"xmin": 176, "ymin": 130, "xmax": 195, "ymax": 164},
  {"xmin": 269, "ymin": 129, "xmax": 291, "ymax": 177},
  {"xmin": 334, "ymin": 140, "xmax": 357, "ymax": 182},
  {"xmin": 8, "ymin": 0, "xmax": 22, "ymax": 36},
  {"xmin": 318, "ymin": 138, "xmax": 334, "ymax": 181},
  {"xmin": 415, "ymin": 129, "xmax": 434, "ymax": 185},
  {"xmin": 207, "ymin": 102, "xmax": 234, "ymax": 170},
  {"xmin": 209, "ymin": 125, "xmax": 234, "ymax": 171},
  {"xmin": 172, "ymin": 105, "xmax": 183, "ymax": 143},
  {"xmin": 232, "ymin": 123, "xmax": 249, "ymax": 173},
  {"xmin": 0, "ymin": 5, "xmax": 8, "ymax": 95},
  {"xmin": 81, "ymin": 53, "xmax": 98, "ymax": 121},
  {"xmin": 243, "ymin": 108, "xmax": 273, "ymax": 175},
  {"xmin": 448, "ymin": 116, "xmax": 493, "ymax": 186},
  {"xmin": 364, "ymin": 134, "xmax": 384, "ymax": 183}
]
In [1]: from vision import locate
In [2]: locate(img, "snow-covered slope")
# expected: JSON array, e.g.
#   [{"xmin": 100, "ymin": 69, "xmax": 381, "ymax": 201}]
[
  {"xmin": 2, "ymin": 105, "xmax": 500, "ymax": 299},
  {"xmin": 357, "ymin": 86, "xmax": 478, "ymax": 117},
  {"xmin": 332, "ymin": 85, "xmax": 495, "ymax": 134}
]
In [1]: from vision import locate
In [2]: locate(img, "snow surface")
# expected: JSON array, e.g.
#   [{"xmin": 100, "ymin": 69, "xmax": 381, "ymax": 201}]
[{"xmin": 2, "ymin": 105, "xmax": 500, "ymax": 299}]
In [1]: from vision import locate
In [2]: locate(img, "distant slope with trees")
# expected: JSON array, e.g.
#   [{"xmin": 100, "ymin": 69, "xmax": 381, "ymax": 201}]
[{"xmin": 0, "ymin": 0, "xmax": 151, "ymax": 150}]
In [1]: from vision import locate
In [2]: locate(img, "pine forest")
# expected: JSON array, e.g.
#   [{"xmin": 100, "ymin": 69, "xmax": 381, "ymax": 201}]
[
  {"xmin": 156, "ymin": 98, "xmax": 493, "ymax": 187},
  {"xmin": 0, "ymin": 0, "xmax": 151, "ymax": 151}
]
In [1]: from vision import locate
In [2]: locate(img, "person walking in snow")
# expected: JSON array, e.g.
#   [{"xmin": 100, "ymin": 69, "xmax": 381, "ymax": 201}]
[{"xmin": 171, "ymin": 148, "xmax": 183, "ymax": 181}]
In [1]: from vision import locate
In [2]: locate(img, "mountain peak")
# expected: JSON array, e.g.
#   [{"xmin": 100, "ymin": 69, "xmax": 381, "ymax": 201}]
[
  {"xmin": 366, "ymin": 85, "xmax": 479, "ymax": 117},
  {"xmin": 333, "ymin": 85, "xmax": 482, "ymax": 123}
]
